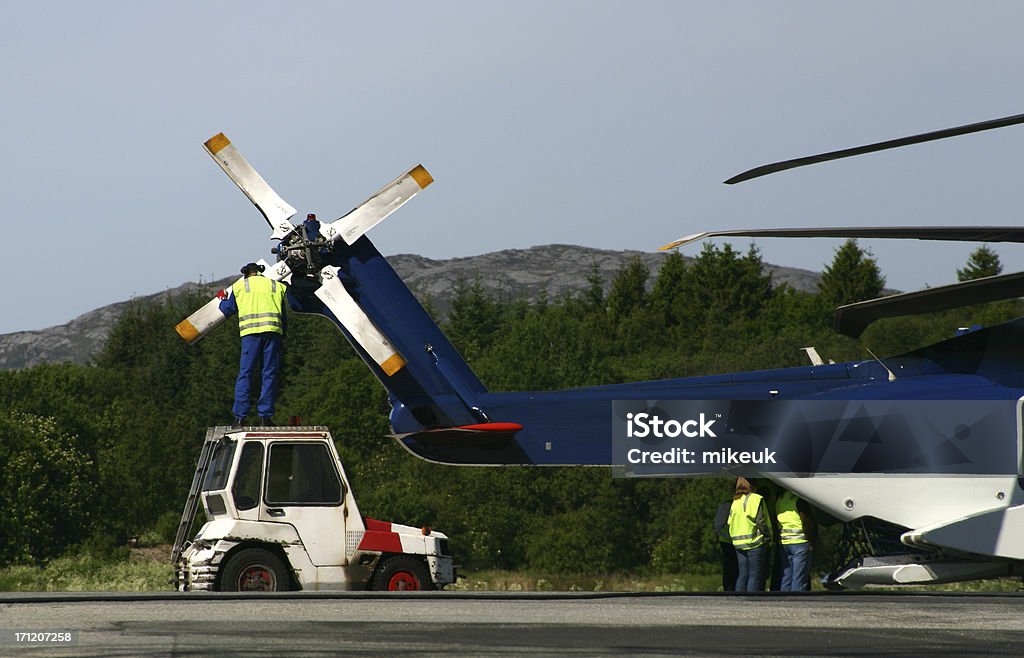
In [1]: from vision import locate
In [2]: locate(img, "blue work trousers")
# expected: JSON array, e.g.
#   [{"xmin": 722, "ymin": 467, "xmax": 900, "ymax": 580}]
[
  {"xmin": 735, "ymin": 545, "xmax": 766, "ymax": 592},
  {"xmin": 233, "ymin": 332, "xmax": 282, "ymax": 419},
  {"xmin": 780, "ymin": 542, "xmax": 811, "ymax": 591}
]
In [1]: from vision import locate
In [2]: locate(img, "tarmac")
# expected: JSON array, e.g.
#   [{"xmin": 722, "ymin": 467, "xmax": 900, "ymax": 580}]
[{"xmin": 2, "ymin": 590, "xmax": 1023, "ymax": 656}]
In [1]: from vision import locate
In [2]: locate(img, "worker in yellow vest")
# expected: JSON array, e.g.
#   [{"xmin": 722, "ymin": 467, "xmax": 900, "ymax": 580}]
[
  {"xmin": 218, "ymin": 262, "xmax": 289, "ymax": 425},
  {"xmin": 728, "ymin": 477, "xmax": 771, "ymax": 591},
  {"xmin": 776, "ymin": 489, "xmax": 814, "ymax": 591}
]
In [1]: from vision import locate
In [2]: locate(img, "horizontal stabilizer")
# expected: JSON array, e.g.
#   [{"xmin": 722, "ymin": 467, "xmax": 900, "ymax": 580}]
[
  {"xmin": 457, "ymin": 422, "xmax": 524, "ymax": 432},
  {"xmin": 726, "ymin": 111, "xmax": 1024, "ymax": 184},
  {"xmin": 392, "ymin": 424, "xmax": 529, "ymax": 465},
  {"xmin": 660, "ymin": 226, "xmax": 1024, "ymax": 251},
  {"xmin": 314, "ymin": 266, "xmax": 406, "ymax": 376},
  {"xmin": 320, "ymin": 165, "xmax": 433, "ymax": 245},
  {"xmin": 835, "ymin": 271, "xmax": 1024, "ymax": 337},
  {"xmin": 204, "ymin": 133, "xmax": 298, "ymax": 239}
]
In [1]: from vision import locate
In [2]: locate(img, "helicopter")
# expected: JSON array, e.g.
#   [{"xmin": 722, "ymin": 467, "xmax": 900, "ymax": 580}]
[{"xmin": 177, "ymin": 115, "xmax": 1024, "ymax": 588}]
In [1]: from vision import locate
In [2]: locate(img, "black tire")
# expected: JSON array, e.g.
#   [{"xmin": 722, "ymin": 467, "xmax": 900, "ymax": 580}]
[
  {"xmin": 220, "ymin": 548, "xmax": 291, "ymax": 592},
  {"xmin": 372, "ymin": 556, "xmax": 433, "ymax": 591}
]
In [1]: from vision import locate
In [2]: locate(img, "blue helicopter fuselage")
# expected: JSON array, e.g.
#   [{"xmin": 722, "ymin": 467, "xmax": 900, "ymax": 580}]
[{"xmin": 287, "ymin": 231, "xmax": 1024, "ymax": 469}]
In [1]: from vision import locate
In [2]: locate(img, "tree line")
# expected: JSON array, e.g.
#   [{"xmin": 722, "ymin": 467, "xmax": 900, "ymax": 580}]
[{"xmin": 0, "ymin": 241, "xmax": 1018, "ymax": 577}]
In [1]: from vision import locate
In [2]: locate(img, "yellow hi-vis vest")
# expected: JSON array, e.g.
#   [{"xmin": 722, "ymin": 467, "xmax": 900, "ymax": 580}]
[
  {"xmin": 729, "ymin": 492, "xmax": 767, "ymax": 550},
  {"xmin": 776, "ymin": 490, "xmax": 808, "ymax": 545},
  {"xmin": 232, "ymin": 275, "xmax": 286, "ymax": 337}
]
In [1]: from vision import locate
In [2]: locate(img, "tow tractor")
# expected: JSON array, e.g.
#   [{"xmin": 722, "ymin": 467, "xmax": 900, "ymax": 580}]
[{"xmin": 172, "ymin": 426, "xmax": 455, "ymax": 591}]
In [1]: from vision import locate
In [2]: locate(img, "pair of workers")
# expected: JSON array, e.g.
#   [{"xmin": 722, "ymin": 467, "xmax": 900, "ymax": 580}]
[{"xmin": 718, "ymin": 477, "xmax": 813, "ymax": 591}]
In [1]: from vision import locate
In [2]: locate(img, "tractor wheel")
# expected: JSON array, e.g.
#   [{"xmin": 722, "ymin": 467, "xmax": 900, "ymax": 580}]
[
  {"xmin": 373, "ymin": 556, "xmax": 433, "ymax": 591},
  {"xmin": 220, "ymin": 548, "xmax": 290, "ymax": 592}
]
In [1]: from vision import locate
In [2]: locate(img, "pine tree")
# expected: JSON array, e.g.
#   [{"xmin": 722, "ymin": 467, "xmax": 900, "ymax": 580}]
[
  {"xmin": 818, "ymin": 239, "xmax": 885, "ymax": 307},
  {"xmin": 606, "ymin": 256, "xmax": 649, "ymax": 322},
  {"xmin": 445, "ymin": 278, "xmax": 505, "ymax": 359},
  {"xmin": 956, "ymin": 244, "xmax": 1002, "ymax": 281},
  {"xmin": 582, "ymin": 262, "xmax": 605, "ymax": 311},
  {"xmin": 674, "ymin": 243, "xmax": 772, "ymax": 332},
  {"xmin": 648, "ymin": 250, "xmax": 687, "ymax": 326}
]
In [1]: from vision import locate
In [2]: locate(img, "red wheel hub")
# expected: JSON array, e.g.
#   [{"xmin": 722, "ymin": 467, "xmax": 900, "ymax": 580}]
[
  {"xmin": 387, "ymin": 570, "xmax": 420, "ymax": 591},
  {"xmin": 238, "ymin": 564, "xmax": 276, "ymax": 591}
]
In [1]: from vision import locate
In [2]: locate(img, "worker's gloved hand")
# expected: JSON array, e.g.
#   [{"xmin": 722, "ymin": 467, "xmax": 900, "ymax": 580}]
[{"xmin": 216, "ymin": 289, "xmax": 227, "ymax": 299}]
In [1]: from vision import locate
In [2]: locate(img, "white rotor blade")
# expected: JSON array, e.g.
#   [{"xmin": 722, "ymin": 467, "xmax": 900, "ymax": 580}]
[
  {"xmin": 260, "ymin": 258, "xmax": 293, "ymax": 284},
  {"xmin": 175, "ymin": 279, "xmax": 241, "ymax": 344},
  {"xmin": 320, "ymin": 165, "xmax": 433, "ymax": 245},
  {"xmin": 204, "ymin": 133, "xmax": 298, "ymax": 240},
  {"xmin": 314, "ymin": 266, "xmax": 406, "ymax": 376}
]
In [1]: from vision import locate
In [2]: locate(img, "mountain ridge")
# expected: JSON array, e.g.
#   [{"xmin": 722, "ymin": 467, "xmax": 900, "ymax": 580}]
[{"xmin": 0, "ymin": 244, "xmax": 822, "ymax": 370}]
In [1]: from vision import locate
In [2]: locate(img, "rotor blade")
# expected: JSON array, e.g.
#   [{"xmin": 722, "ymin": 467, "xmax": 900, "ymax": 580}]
[
  {"xmin": 204, "ymin": 133, "xmax": 298, "ymax": 239},
  {"xmin": 314, "ymin": 266, "xmax": 406, "ymax": 376},
  {"xmin": 725, "ymin": 112, "xmax": 1024, "ymax": 184},
  {"xmin": 834, "ymin": 271, "xmax": 1024, "ymax": 337},
  {"xmin": 659, "ymin": 226, "xmax": 1024, "ymax": 251},
  {"xmin": 175, "ymin": 260, "xmax": 288, "ymax": 344},
  {"xmin": 320, "ymin": 165, "xmax": 434, "ymax": 245},
  {"xmin": 175, "ymin": 294, "xmax": 229, "ymax": 344}
]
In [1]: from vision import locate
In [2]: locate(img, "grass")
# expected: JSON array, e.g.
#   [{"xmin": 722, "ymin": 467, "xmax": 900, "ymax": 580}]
[
  {"xmin": 884, "ymin": 579, "xmax": 1023, "ymax": 593},
  {"xmin": 1, "ymin": 547, "xmax": 1020, "ymax": 593},
  {"xmin": 450, "ymin": 571, "xmax": 722, "ymax": 592},
  {"xmin": 451, "ymin": 571, "xmax": 1023, "ymax": 593},
  {"xmin": 0, "ymin": 547, "xmax": 173, "ymax": 592}
]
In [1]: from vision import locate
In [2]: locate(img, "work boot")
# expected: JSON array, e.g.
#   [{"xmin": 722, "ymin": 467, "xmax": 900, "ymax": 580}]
[
  {"xmin": 259, "ymin": 417, "xmax": 272, "ymax": 426},
  {"xmin": 232, "ymin": 416, "xmax": 245, "ymax": 428}
]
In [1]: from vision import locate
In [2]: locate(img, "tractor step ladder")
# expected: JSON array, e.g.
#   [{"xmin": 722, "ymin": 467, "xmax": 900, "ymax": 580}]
[{"xmin": 171, "ymin": 427, "xmax": 225, "ymax": 569}]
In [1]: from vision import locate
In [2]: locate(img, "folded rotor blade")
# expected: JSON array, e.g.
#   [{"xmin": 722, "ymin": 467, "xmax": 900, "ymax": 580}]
[
  {"xmin": 834, "ymin": 271, "xmax": 1024, "ymax": 337},
  {"xmin": 175, "ymin": 294, "xmax": 230, "ymax": 344},
  {"xmin": 314, "ymin": 266, "xmax": 406, "ymax": 376},
  {"xmin": 320, "ymin": 165, "xmax": 433, "ymax": 245},
  {"xmin": 726, "ymin": 112, "xmax": 1024, "ymax": 184},
  {"xmin": 204, "ymin": 133, "xmax": 298, "ymax": 239},
  {"xmin": 660, "ymin": 226, "xmax": 1024, "ymax": 251}
]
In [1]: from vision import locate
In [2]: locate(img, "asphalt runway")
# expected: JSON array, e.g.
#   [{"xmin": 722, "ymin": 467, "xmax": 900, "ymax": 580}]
[{"xmin": 2, "ymin": 591, "xmax": 1023, "ymax": 656}]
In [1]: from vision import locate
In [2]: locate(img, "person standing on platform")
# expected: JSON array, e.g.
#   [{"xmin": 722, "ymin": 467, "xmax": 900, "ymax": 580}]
[{"xmin": 219, "ymin": 262, "xmax": 288, "ymax": 426}]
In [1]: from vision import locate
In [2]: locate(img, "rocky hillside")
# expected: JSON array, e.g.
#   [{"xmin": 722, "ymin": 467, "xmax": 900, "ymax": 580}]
[{"xmin": 0, "ymin": 244, "xmax": 821, "ymax": 370}]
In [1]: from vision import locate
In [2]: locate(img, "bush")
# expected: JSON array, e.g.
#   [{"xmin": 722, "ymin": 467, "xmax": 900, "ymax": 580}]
[{"xmin": 0, "ymin": 412, "xmax": 97, "ymax": 565}]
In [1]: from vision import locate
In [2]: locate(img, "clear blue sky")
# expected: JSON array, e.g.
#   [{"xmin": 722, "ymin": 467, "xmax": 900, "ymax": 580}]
[{"xmin": 4, "ymin": 1, "xmax": 1024, "ymax": 334}]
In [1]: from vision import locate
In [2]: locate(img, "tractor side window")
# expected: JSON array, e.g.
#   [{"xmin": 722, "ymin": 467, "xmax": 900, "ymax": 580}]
[
  {"xmin": 232, "ymin": 442, "xmax": 264, "ymax": 511},
  {"xmin": 203, "ymin": 440, "xmax": 236, "ymax": 492},
  {"xmin": 266, "ymin": 443, "xmax": 343, "ymax": 505}
]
